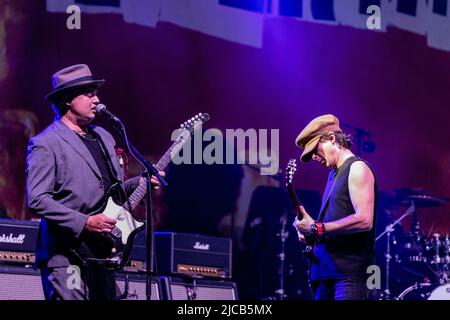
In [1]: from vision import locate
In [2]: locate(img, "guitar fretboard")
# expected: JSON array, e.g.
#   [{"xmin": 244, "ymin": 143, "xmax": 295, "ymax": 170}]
[
  {"xmin": 155, "ymin": 133, "xmax": 187, "ymax": 171},
  {"xmin": 123, "ymin": 131, "xmax": 188, "ymax": 212}
]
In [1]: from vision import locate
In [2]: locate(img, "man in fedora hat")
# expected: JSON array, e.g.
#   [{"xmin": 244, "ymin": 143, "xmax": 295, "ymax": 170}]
[
  {"xmin": 26, "ymin": 64, "xmax": 163, "ymax": 300},
  {"xmin": 293, "ymin": 114, "xmax": 377, "ymax": 300}
]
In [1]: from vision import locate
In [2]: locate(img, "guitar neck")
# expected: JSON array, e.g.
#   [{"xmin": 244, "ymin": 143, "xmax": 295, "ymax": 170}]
[
  {"xmin": 123, "ymin": 132, "xmax": 187, "ymax": 212},
  {"xmin": 288, "ymin": 184, "xmax": 303, "ymax": 220},
  {"xmin": 155, "ymin": 133, "xmax": 186, "ymax": 171},
  {"xmin": 123, "ymin": 182, "xmax": 147, "ymax": 212}
]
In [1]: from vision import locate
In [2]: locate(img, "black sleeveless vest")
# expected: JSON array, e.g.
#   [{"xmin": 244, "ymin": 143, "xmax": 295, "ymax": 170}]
[{"xmin": 311, "ymin": 156, "xmax": 378, "ymax": 280}]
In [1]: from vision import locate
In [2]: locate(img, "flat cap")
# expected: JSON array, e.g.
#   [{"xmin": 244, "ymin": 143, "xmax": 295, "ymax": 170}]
[{"xmin": 295, "ymin": 114, "xmax": 341, "ymax": 162}]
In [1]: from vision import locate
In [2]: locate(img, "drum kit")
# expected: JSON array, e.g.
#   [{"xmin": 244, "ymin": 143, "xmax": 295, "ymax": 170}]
[{"xmin": 377, "ymin": 188, "xmax": 450, "ymax": 300}]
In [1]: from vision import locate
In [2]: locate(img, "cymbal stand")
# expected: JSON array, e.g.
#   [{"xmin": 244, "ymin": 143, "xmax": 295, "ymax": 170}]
[
  {"xmin": 275, "ymin": 211, "xmax": 289, "ymax": 300},
  {"xmin": 443, "ymin": 235, "xmax": 450, "ymax": 283},
  {"xmin": 376, "ymin": 201, "xmax": 416, "ymax": 300},
  {"xmin": 428, "ymin": 233, "xmax": 450, "ymax": 284}
]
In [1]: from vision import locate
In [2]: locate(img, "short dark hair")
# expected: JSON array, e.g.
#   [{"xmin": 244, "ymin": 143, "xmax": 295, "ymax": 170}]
[{"xmin": 320, "ymin": 131, "xmax": 352, "ymax": 149}]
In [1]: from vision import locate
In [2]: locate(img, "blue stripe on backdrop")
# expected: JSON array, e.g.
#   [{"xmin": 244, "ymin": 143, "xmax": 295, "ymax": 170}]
[
  {"xmin": 75, "ymin": 0, "xmax": 121, "ymax": 7},
  {"xmin": 433, "ymin": 0, "xmax": 447, "ymax": 16},
  {"xmin": 311, "ymin": 0, "xmax": 336, "ymax": 21},
  {"xmin": 219, "ymin": 0, "xmax": 270, "ymax": 13},
  {"xmin": 359, "ymin": 0, "xmax": 381, "ymax": 14},
  {"xmin": 279, "ymin": 0, "xmax": 303, "ymax": 18},
  {"xmin": 397, "ymin": 0, "xmax": 417, "ymax": 16}
]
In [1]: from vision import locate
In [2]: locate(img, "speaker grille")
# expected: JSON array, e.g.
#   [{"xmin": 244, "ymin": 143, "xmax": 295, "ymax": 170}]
[
  {"xmin": 0, "ymin": 267, "xmax": 44, "ymax": 300},
  {"xmin": 1, "ymin": 268, "xmax": 239, "ymax": 300},
  {"xmin": 115, "ymin": 274, "xmax": 160, "ymax": 300},
  {"xmin": 167, "ymin": 279, "xmax": 237, "ymax": 300}
]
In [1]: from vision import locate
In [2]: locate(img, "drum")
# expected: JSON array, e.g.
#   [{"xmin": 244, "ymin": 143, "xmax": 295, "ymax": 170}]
[
  {"xmin": 393, "ymin": 233, "xmax": 433, "ymax": 279},
  {"xmin": 428, "ymin": 283, "xmax": 450, "ymax": 300},
  {"xmin": 396, "ymin": 282, "xmax": 450, "ymax": 300}
]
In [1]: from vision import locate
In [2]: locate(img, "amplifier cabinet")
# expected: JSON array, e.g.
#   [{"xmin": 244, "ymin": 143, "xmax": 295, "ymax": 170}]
[
  {"xmin": 0, "ymin": 267, "xmax": 163, "ymax": 300},
  {"xmin": 161, "ymin": 276, "xmax": 238, "ymax": 300},
  {"xmin": 0, "ymin": 266, "xmax": 44, "ymax": 300},
  {"xmin": 154, "ymin": 232, "xmax": 232, "ymax": 279},
  {"xmin": 0, "ymin": 219, "xmax": 39, "ymax": 252},
  {"xmin": 115, "ymin": 271, "xmax": 163, "ymax": 300}
]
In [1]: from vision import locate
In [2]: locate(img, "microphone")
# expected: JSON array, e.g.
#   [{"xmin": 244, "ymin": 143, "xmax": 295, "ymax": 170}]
[{"xmin": 95, "ymin": 104, "xmax": 120, "ymax": 122}]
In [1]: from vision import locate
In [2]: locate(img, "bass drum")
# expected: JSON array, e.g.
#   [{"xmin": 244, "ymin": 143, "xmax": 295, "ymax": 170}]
[
  {"xmin": 397, "ymin": 282, "xmax": 450, "ymax": 300},
  {"xmin": 428, "ymin": 283, "xmax": 450, "ymax": 300}
]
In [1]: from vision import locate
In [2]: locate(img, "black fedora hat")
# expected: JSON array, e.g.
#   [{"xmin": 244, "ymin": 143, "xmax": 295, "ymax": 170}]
[{"xmin": 45, "ymin": 64, "xmax": 105, "ymax": 102}]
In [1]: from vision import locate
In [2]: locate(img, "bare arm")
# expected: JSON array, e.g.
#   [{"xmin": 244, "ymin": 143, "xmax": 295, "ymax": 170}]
[{"xmin": 323, "ymin": 161, "xmax": 375, "ymax": 234}]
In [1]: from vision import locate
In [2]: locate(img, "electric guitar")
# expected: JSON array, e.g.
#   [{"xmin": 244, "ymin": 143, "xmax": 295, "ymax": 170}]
[
  {"xmin": 77, "ymin": 113, "xmax": 210, "ymax": 269},
  {"xmin": 285, "ymin": 159, "xmax": 314, "ymax": 260}
]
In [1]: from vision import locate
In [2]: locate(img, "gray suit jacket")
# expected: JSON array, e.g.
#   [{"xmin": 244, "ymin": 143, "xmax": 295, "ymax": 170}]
[{"xmin": 26, "ymin": 120, "xmax": 140, "ymax": 268}]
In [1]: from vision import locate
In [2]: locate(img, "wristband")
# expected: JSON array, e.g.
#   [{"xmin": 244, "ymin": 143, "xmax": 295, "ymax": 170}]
[
  {"xmin": 317, "ymin": 222, "xmax": 323, "ymax": 237},
  {"xmin": 309, "ymin": 222, "xmax": 318, "ymax": 238}
]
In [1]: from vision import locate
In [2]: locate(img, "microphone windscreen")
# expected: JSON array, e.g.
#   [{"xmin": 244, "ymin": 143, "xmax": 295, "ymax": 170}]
[{"xmin": 95, "ymin": 104, "xmax": 107, "ymax": 113}]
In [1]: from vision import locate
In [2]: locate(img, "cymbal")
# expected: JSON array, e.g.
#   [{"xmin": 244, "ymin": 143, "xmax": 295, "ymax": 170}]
[{"xmin": 379, "ymin": 188, "xmax": 450, "ymax": 208}]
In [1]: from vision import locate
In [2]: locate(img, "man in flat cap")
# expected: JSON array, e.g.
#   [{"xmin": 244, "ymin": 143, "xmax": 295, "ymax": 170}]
[
  {"xmin": 293, "ymin": 114, "xmax": 377, "ymax": 300},
  {"xmin": 26, "ymin": 64, "xmax": 163, "ymax": 300}
]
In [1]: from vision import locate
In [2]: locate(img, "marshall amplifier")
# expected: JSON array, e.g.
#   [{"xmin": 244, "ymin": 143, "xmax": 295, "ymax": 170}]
[
  {"xmin": 154, "ymin": 232, "xmax": 232, "ymax": 279},
  {"xmin": 126, "ymin": 229, "xmax": 153, "ymax": 273},
  {"xmin": 0, "ymin": 219, "xmax": 39, "ymax": 265}
]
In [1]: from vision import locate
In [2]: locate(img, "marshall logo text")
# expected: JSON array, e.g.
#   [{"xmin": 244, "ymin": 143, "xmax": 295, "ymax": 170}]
[
  {"xmin": 193, "ymin": 242, "xmax": 210, "ymax": 251},
  {"xmin": 0, "ymin": 233, "xmax": 26, "ymax": 244}
]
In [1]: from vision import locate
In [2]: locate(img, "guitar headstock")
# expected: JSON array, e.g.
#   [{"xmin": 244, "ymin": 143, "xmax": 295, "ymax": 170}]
[
  {"xmin": 285, "ymin": 158, "xmax": 297, "ymax": 186},
  {"xmin": 180, "ymin": 113, "xmax": 210, "ymax": 134}
]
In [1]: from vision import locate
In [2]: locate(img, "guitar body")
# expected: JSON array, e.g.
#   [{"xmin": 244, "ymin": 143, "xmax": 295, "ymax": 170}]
[
  {"xmin": 78, "ymin": 183, "xmax": 145, "ymax": 269},
  {"xmin": 75, "ymin": 113, "xmax": 210, "ymax": 270}
]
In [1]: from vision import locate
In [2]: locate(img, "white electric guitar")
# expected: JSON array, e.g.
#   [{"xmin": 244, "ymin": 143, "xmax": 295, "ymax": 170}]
[{"xmin": 77, "ymin": 113, "xmax": 210, "ymax": 269}]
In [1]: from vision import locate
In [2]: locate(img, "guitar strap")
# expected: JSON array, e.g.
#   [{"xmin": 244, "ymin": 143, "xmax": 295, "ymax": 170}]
[{"xmin": 90, "ymin": 128, "xmax": 120, "ymax": 184}]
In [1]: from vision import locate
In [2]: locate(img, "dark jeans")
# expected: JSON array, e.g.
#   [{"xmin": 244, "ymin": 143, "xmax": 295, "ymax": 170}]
[
  {"xmin": 40, "ymin": 261, "xmax": 118, "ymax": 300},
  {"xmin": 311, "ymin": 278, "xmax": 369, "ymax": 300}
]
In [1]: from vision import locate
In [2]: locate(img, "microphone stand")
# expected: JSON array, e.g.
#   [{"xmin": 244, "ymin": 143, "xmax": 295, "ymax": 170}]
[{"xmin": 110, "ymin": 120, "xmax": 168, "ymax": 301}]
